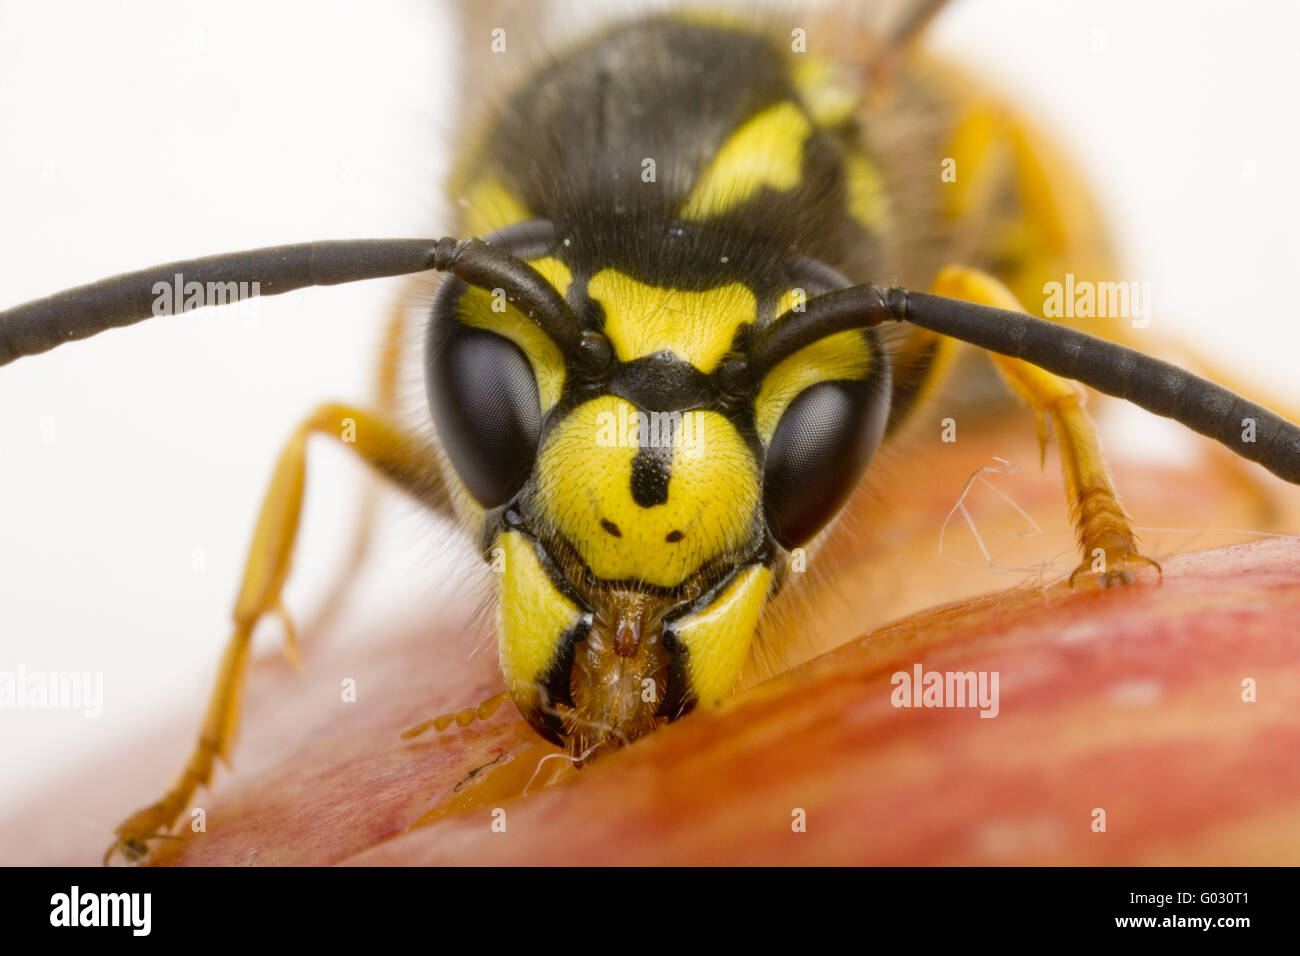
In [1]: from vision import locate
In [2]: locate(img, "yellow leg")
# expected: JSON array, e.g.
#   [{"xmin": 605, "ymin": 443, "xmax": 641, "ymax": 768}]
[
  {"xmin": 375, "ymin": 283, "xmax": 416, "ymax": 412},
  {"xmin": 302, "ymin": 284, "xmax": 453, "ymax": 643},
  {"xmin": 929, "ymin": 265, "xmax": 1161, "ymax": 588},
  {"xmin": 400, "ymin": 692, "xmax": 511, "ymax": 740},
  {"xmin": 106, "ymin": 402, "xmax": 447, "ymax": 864}
]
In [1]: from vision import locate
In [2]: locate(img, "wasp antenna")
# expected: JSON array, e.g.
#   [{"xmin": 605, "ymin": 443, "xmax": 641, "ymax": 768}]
[
  {"xmin": 0, "ymin": 236, "xmax": 582, "ymax": 367},
  {"xmin": 0, "ymin": 239, "xmax": 447, "ymax": 366},
  {"xmin": 756, "ymin": 284, "xmax": 1300, "ymax": 485},
  {"xmin": 443, "ymin": 238, "xmax": 584, "ymax": 357},
  {"xmin": 895, "ymin": 290, "xmax": 1300, "ymax": 483},
  {"xmin": 749, "ymin": 284, "xmax": 895, "ymax": 377}
]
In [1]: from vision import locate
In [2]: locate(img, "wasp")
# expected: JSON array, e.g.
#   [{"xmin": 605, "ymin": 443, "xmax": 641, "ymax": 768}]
[{"xmin": 3, "ymin": 1, "xmax": 1299, "ymax": 865}]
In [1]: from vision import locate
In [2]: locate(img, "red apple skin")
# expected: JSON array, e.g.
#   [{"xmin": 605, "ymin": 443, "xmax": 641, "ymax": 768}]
[
  {"xmin": 4, "ymin": 423, "xmax": 1299, "ymax": 865},
  {"xmin": 339, "ymin": 537, "xmax": 1300, "ymax": 866}
]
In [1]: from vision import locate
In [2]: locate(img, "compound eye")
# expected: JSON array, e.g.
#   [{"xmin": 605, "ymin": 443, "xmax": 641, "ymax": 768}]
[
  {"xmin": 762, "ymin": 378, "xmax": 889, "ymax": 549},
  {"xmin": 425, "ymin": 318, "xmax": 541, "ymax": 508}
]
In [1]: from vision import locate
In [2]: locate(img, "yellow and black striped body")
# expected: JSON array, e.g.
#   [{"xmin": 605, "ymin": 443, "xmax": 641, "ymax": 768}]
[
  {"xmin": 424, "ymin": 9, "xmax": 1112, "ymax": 753},
  {"xmin": 75, "ymin": 3, "xmax": 1300, "ymax": 864}
]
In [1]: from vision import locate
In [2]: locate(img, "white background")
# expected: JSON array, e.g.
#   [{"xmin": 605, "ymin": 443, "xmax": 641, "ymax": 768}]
[{"xmin": 2, "ymin": 0, "xmax": 1299, "ymax": 815}]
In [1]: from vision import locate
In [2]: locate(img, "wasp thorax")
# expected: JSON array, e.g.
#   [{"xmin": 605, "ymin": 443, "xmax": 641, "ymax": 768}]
[{"xmin": 564, "ymin": 588, "xmax": 671, "ymax": 760}]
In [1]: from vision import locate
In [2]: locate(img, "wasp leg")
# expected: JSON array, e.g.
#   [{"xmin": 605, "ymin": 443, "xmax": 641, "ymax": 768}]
[
  {"xmin": 400, "ymin": 692, "xmax": 511, "ymax": 740},
  {"xmin": 303, "ymin": 285, "xmax": 454, "ymax": 643},
  {"xmin": 106, "ymin": 402, "xmax": 447, "ymax": 865},
  {"xmin": 928, "ymin": 265, "xmax": 1161, "ymax": 588}
]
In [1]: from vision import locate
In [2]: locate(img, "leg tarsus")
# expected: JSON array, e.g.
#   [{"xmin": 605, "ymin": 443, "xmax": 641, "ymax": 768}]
[
  {"xmin": 106, "ymin": 401, "xmax": 447, "ymax": 866},
  {"xmin": 1069, "ymin": 545, "xmax": 1162, "ymax": 589},
  {"xmin": 929, "ymin": 265, "xmax": 1164, "ymax": 589},
  {"xmin": 105, "ymin": 625, "xmax": 250, "ymax": 866},
  {"xmin": 401, "ymin": 692, "xmax": 510, "ymax": 740},
  {"xmin": 275, "ymin": 599, "xmax": 303, "ymax": 669}
]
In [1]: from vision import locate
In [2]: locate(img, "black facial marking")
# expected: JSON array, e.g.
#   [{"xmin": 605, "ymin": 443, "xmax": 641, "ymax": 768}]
[
  {"xmin": 531, "ymin": 616, "xmax": 590, "ymax": 744},
  {"xmin": 665, "ymin": 529, "xmax": 684, "ymax": 543},
  {"xmin": 600, "ymin": 518, "xmax": 623, "ymax": 537},
  {"xmin": 611, "ymin": 349, "xmax": 714, "ymax": 412},
  {"xmin": 630, "ymin": 441, "xmax": 672, "ymax": 508},
  {"xmin": 577, "ymin": 290, "xmax": 606, "ymax": 331},
  {"xmin": 656, "ymin": 627, "xmax": 696, "ymax": 721}
]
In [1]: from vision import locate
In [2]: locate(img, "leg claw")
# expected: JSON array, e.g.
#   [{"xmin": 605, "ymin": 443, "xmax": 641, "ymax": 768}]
[
  {"xmin": 104, "ymin": 803, "xmax": 182, "ymax": 866},
  {"xmin": 1068, "ymin": 548, "xmax": 1162, "ymax": 589}
]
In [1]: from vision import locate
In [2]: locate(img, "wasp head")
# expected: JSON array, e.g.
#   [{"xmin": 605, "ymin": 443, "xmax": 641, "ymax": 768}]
[{"xmin": 423, "ymin": 222, "xmax": 891, "ymax": 756}]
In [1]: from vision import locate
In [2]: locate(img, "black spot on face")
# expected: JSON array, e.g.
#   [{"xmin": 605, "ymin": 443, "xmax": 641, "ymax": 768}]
[
  {"xmin": 665, "ymin": 529, "xmax": 684, "ymax": 543},
  {"xmin": 630, "ymin": 443, "xmax": 671, "ymax": 508},
  {"xmin": 600, "ymin": 518, "xmax": 622, "ymax": 537}
]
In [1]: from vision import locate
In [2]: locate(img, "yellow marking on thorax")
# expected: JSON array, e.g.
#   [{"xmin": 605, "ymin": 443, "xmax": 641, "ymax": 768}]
[
  {"xmin": 670, "ymin": 563, "xmax": 772, "ymax": 706},
  {"xmin": 536, "ymin": 396, "xmax": 760, "ymax": 588},
  {"xmin": 680, "ymin": 101, "xmax": 813, "ymax": 221},
  {"xmin": 496, "ymin": 530, "xmax": 586, "ymax": 693},
  {"xmin": 587, "ymin": 269, "xmax": 756, "ymax": 373},
  {"xmin": 754, "ymin": 314, "xmax": 873, "ymax": 444},
  {"xmin": 461, "ymin": 176, "xmax": 532, "ymax": 236},
  {"xmin": 457, "ymin": 256, "xmax": 572, "ymax": 413},
  {"xmin": 845, "ymin": 149, "xmax": 890, "ymax": 232},
  {"xmin": 791, "ymin": 57, "xmax": 858, "ymax": 128}
]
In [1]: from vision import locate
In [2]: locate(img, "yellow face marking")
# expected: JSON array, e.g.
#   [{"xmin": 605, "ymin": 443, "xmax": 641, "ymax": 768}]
[
  {"xmin": 791, "ymin": 57, "xmax": 858, "ymax": 128},
  {"xmin": 456, "ymin": 255, "xmax": 572, "ymax": 413},
  {"xmin": 754, "ymin": 325, "xmax": 872, "ymax": 444},
  {"xmin": 680, "ymin": 101, "xmax": 813, "ymax": 221},
  {"xmin": 587, "ymin": 269, "xmax": 756, "ymax": 373},
  {"xmin": 461, "ymin": 176, "xmax": 532, "ymax": 236},
  {"xmin": 536, "ymin": 395, "xmax": 760, "ymax": 588},
  {"xmin": 669, "ymin": 564, "xmax": 772, "ymax": 706},
  {"xmin": 495, "ymin": 529, "xmax": 586, "ymax": 699},
  {"xmin": 528, "ymin": 256, "xmax": 573, "ymax": 297},
  {"xmin": 845, "ymin": 150, "xmax": 890, "ymax": 232}
]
